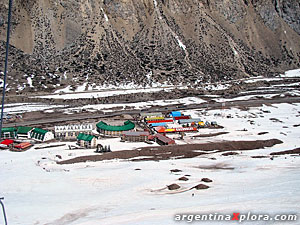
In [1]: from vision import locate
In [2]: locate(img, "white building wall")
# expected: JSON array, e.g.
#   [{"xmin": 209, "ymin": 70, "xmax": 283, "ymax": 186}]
[{"xmin": 43, "ymin": 132, "xmax": 54, "ymax": 141}]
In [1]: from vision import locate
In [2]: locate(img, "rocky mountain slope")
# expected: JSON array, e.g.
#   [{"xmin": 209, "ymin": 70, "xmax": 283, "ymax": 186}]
[{"xmin": 0, "ymin": 0, "xmax": 300, "ymax": 93}]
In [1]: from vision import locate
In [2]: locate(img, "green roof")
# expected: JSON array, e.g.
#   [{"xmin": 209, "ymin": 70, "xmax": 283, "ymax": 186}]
[
  {"xmin": 1, "ymin": 127, "xmax": 17, "ymax": 133},
  {"xmin": 96, "ymin": 120, "xmax": 135, "ymax": 131},
  {"xmin": 77, "ymin": 133, "xmax": 95, "ymax": 141},
  {"xmin": 32, "ymin": 128, "xmax": 49, "ymax": 135},
  {"xmin": 17, "ymin": 126, "xmax": 33, "ymax": 134}
]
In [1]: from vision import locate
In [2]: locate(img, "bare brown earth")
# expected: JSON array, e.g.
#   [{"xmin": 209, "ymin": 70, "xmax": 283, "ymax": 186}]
[
  {"xmin": 57, "ymin": 139, "xmax": 283, "ymax": 165},
  {"xmin": 270, "ymin": 148, "xmax": 300, "ymax": 155},
  {"xmin": 192, "ymin": 132, "xmax": 229, "ymax": 138}
]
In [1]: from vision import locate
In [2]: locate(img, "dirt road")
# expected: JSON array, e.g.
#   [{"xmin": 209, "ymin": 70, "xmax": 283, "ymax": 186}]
[{"xmin": 3, "ymin": 96, "xmax": 300, "ymax": 128}]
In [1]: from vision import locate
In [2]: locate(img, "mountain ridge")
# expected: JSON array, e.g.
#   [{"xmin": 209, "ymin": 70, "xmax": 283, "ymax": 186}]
[{"xmin": 0, "ymin": 0, "xmax": 299, "ymax": 93}]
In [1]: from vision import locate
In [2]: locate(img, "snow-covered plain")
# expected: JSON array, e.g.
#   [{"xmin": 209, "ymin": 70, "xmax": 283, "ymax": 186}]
[
  {"xmin": 1, "ymin": 103, "xmax": 300, "ymax": 225},
  {"xmin": 2, "ymin": 103, "xmax": 67, "ymax": 114},
  {"xmin": 60, "ymin": 97, "xmax": 207, "ymax": 113},
  {"xmin": 41, "ymin": 87, "xmax": 174, "ymax": 100}
]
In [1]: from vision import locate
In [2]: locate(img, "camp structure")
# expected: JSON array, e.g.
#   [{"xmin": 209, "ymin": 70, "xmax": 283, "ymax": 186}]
[
  {"xmin": 178, "ymin": 118, "xmax": 202, "ymax": 124},
  {"xmin": 148, "ymin": 122, "xmax": 167, "ymax": 127},
  {"xmin": 0, "ymin": 139, "xmax": 14, "ymax": 148},
  {"xmin": 171, "ymin": 111, "xmax": 182, "ymax": 118},
  {"xmin": 55, "ymin": 123, "xmax": 94, "ymax": 140},
  {"xmin": 12, "ymin": 142, "xmax": 32, "ymax": 152},
  {"xmin": 96, "ymin": 120, "xmax": 135, "ymax": 137},
  {"xmin": 155, "ymin": 126, "xmax": 197, "ymax": 133},
  {"xmin": 145, "ymin": 116, "xmax": 165, "ymax": 122},
  {"xmin": 17, "ymin": 126, "xmax": 33, "ymax": 139},
  {"xmin": 30, "ymin": 128, "xmax": 54, "ymax": 142},
  {"xmin": 121, "ymin": 131, "xmax": 150, "ymax": 142},
  {"xmin": 77, "ymin": 133, "xmax": 97, "ymax": 148},
  {"xmin": 155, "ymin": 134, "xmax": 175, "ymax": 145},
  {"xmin": 146, "ymin": 119, "xmax": 173, "ymax": 124},
  {"xmin": 1, "ymin": 127, "xmax": 17, "ymax": 139}
]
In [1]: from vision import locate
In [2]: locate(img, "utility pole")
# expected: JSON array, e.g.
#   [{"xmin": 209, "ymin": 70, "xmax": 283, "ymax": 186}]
[
  {"xmin": 0, "ymin": 197, "xmax": 8, "ymax": 225},
  {"xmin": 0, "ymin": 0, "xmax": 13, "ymax": 140}
]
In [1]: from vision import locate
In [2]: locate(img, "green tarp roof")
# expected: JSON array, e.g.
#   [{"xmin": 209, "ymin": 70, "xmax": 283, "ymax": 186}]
[
  {"xmin": 32, "ymin": 128, "xmax": 49, "ymax": 135},
  {"xmin": 1, "ymin": 127, "xmax": 17, "ymax": 132},
  {"xmin": 96, "ymin": 120, "xmax": 135, "ymax": 131},
  {"xmin": 17, "ymin": 126, "xmax": 33, "ymax": 134},
  {"xmin": 77, "ymin": 133, "xmax": 95, "ymax": 142}
]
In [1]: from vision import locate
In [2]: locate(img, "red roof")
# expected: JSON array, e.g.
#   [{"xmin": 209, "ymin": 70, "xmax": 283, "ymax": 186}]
[
  {"xmin": 1, "ymin": 139, "xmax": 14, "ymax": 146},
  {"xmin": 155, "ymin": 134, "xmax": 175, "ymax": 145},
  {"xmin": 174, "ymin": 116, "xmax": 190, "ymax": 120},
  {"xmin": 147, "ymin": 119, "xmax": 173, "ymax": 124},
  {"xmin": 155, "ymin": 126, "xmax": 166, "ymax": 133},
  {"xmin": 15, "ymin": 142, "xmax": 32, "ymax": 149}
]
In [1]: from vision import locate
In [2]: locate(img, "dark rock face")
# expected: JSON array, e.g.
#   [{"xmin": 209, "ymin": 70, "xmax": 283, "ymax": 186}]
[
  {"xmin": 0, "ymin": 0, "xmax": 299, "ymax": 93},
  {"xmin": 201, "ymin": 178, "xmax": 213, "ymax": 183},
  {"xmin": 178, "ymin": 176, "xmax": 189, "ymax": 181},
  {"xmin": 193, "ymin": 184, "xmax": 210, "ymax": 190},
  {"xmin": 167, "ymin": 183, "xmax": 181, "ymax": 190}
]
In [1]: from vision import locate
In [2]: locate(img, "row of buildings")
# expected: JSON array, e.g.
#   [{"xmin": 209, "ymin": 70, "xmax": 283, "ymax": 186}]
[
  {"xmin": 1, "ymin": 127, "xmax": 54, "ymax": 142},
  {"xmin": 1, "ymin": 110, "xmax": 218, "ymax": 150}
]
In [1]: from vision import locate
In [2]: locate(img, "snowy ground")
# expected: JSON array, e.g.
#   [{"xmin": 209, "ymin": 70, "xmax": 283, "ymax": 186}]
[{"xmin": 1, "ymin": 102, "xmax": 300, "ymax": 225}]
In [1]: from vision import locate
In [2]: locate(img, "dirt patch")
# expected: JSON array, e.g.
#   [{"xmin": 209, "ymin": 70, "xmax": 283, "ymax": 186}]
[
  {"xmin": 221, "ymin": 152, "xmax": 239, "ymax": 156},
  {"xmin": 194, "ymin": 163, "xmax": 235, "ymax": 170},
  {"xmin": 270, "ymin": 148, "xmax": 300, "ymax": 155},
  {"xmin": 251, "ymin": 156, "xmax": 269, "ymax": 158},
  {"xmin": 171, "ymin": 169, "xmax": 182, "ymax": 173},
  {"xmin": 192, "ymin": 132, "xmax": 229, "ymax": 138},
  {"xmin": 270, "ymin": 118, "xmax": 283, "ymax": 123},
  {"xmin": 201, "ymin": 178, "xmax": 213, "ymax": 183},
  {"xmin": 57, "ymin": 139, "xmax": 283, "ymax": 165},
  {"xmin": 167, "ymin": 184, "xmax": 181, "ymax": 190},
  {"xmin": 178, "ymin": 177, "xmax": 189, "ymax": 181},
  {"xmin": 258, "ymin": 132, "xmax": 269, "ymax": 135},
  {"xmin": 192, "ymin": 184, "xmax": 210, "ymax": 190}
]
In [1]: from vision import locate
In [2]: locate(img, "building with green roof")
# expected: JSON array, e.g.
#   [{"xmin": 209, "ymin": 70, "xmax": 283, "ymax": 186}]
[
  {"xmin": 17, "ymin": 126, "xmax": 33, "ymax": 139},
  {"xmin": 1, "ymin": 127, "xmax": 17, "ymax": 139},
  {"xmin": 30, "ymin": 128, "xmax": 54, "ymax": 142},
  {"xmin": 96, "ymin": 120, "xmax": 135, "ymax": 137},
  {"xmin": 77, "ymin": 133, "xmax": 97, "ymax": 148}
]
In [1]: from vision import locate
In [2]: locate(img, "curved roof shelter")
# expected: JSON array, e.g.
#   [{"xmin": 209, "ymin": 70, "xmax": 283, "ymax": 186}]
[{"xmin": 96, "ymin": 120, "xmax": 135, "ymax": 132}]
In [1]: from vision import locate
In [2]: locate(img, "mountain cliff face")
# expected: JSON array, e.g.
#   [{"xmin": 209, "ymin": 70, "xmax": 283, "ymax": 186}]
[{"xmin": 0, "ymin": 0, "xmax": 300, "ymax": 93}]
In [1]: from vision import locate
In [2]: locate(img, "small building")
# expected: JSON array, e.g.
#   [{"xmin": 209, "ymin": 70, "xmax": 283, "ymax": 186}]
[
  {"xmin": 17, "ymin": 126, "xmax": 33, "ymax": 139},
  {"xmin": 198, "ymin": 121, "xmax": 205, "ymax": 128},
  {"xmin": 96, "ymin": 120, "xmax": 135, "ymax": 137},
  {"xmin": 30, "ymin": 128, "xmax": 54, "ymax": 142},
  {"xmin": 13, "ymin": 142, "xmax": 32, "ymax": 151},
  {"xmin": 171, "ymin": 111, "xmax": 182, "ymax": 117},
  {"xmin": 0, "ymin": 139, "xmax": 14, "ymax": 147},
  {"xmin": 145, "ymin": 116, "xmax": 165, "ymax": 122},
  {"xmin": 174, "ymin": 116, "xmax": 190, "ymax": 120},
  {"xmin": 2, "ymin": 112, "xmax": 11, "ymax": 120},
  {"xmin": 55, "ymin": 123, "xmax": 94, "ymax": 140},
  {"xmin": 155, "ymin": 134, "xmax": 175, "ymax": 145},
  {"xmin": 77, "ymin": 133, "xmax": 97, "ymax": 148},
  {"xmin": 1, "ymin": 127, "xmax": 17, "ymax": 139},
  {"xmin": 211, "ymin": 121, "xmax": 218, "ymax": 127},
  {"xmin": 148, "ymin": 122, "xmax": 167, "ymax": 127},
  {"xmin": 178, "ymin": 118, "xmax": 202, "ymax": 124},
  {"xmin": 121, "ymin": 131, "xmax": 150, "ymax": 142},
  {"xmin": 155, "ymin": 126, "xmax": 198, "ymax": 133},
  {"xmin": 146, "ymin": 119, "xmax": 173, "ymax": 124}
]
